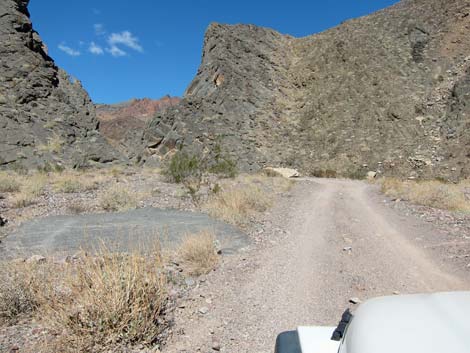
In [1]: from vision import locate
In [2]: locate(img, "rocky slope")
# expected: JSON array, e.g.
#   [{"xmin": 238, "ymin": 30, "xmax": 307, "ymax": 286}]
[
  {"xmin": 142, "ymin": 0, "xmax": 470, "ymax": 179},
  {"xmin": 96, "ymin": 96, "xmax": 180, "ymax": 150},
  {"xmin": 0, "ymin": 0, "xmax": 121, "ymax": 170}
]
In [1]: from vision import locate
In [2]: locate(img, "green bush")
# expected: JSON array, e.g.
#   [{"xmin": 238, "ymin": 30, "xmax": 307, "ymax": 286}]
[
  {"xmin": 163, "ymin": 151, "xmax": 202, "ymax": 183},
  {"xmin": 209, "ymin": 158, "xmax": 238, "ymax": 178}
]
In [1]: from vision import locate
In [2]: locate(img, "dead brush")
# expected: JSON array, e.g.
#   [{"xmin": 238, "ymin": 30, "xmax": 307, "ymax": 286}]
[
  {"xmin": 380, "ymin": 177, "xmax": 470, "ymax": 212},
  {"xmin": 0, "ymin": 261, "xmax": 41, "ymax": 324},
  {"xmin": 0, "ymin": 172, "xmax": 21, "ymax": 193},
  {"xmin": 38, "ymin": 247, "xmax": 168, "ymax": 351},
  {"xmin": 177, "ymin": 230, "xmax": 219, "ymax": 276},
  {"xmin": 99, "ymin": 186, "xmax": 138, "ymax": 211},
  {"xmin": 203, "ymin": 174, "xmax": 285, "ymax": 225},
  {"xmin": 0, "ymin": 245, "xmax": 169, "ymax": 352}
]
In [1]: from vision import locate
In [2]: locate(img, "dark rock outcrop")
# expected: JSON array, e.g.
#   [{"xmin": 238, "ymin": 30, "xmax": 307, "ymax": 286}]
[
  {"xmin": 0, "ymin": 0, "xmax": 121, "ymax": 169},
  {"xmin": 142, "ymin": 0, "xmax": 470, "ymax": 179}
]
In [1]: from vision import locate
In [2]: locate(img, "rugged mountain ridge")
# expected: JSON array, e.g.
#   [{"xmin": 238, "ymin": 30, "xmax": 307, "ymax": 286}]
[
  {"xmin": 0, "ymin": 0, "xmax": 120, "ymax": 169},
  {"xmin": 97, "ymin": 96, "xmax": 180, "ymax": 122},
  {"xmin": 142, "ymin": 0, "xmax": 470, "ymax": 179},
  {"xmin": 96, "ymin": 96, "xmax": 180, "ymax": 157}
]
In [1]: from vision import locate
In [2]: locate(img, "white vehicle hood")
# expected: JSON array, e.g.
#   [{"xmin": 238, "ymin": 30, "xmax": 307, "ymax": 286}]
[{"xmin": 341, "ymin": 291, "xmax": 470, "ymax": 353}]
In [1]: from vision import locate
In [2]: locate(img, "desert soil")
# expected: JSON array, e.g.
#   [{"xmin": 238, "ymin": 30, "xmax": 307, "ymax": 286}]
[{"xmin": 165, "ymin": 178, "xmax": 470, "ymax": 353}]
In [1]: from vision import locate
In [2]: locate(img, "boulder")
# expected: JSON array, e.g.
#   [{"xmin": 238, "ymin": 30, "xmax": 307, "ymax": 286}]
[
  {"xmin": 367, "ymin": 171, "xmax": 378, "ymax": 180},
  {"xmin": 264, "ymin": 167, "xmax": 300, "ymax": 178}
]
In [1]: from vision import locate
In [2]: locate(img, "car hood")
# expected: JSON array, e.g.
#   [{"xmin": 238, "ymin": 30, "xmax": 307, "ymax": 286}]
[{"xmin": 340, "ymin": 291, "xmax": 470, "ymax": 353}]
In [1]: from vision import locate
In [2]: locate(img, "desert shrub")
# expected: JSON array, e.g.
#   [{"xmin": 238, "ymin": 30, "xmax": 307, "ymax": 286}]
[
  {"xmin": 163, "ymin": 151, "xmax": 202, "ymax": 183},
  {"xmin": 178, "ymin": 230, "xmax": 219, "ymax": 276},
  {"xmin": 53, "ymin": 178, "xmax": 83, "ymax": 193},
  {"xmin": 11, "ymin": 193, "xmax": 36, "ymax": 208},
  {"xmin": 380, "ymin": 178, "xmax": 470, "ymax": 212},
  {"xmin": 261, "ymin": 168, "xmax": 283, "ymax": 178},
  {"xmin": 39, "ymin": 250, "xmax": 167, "ymax": 350},
  {"xmin": 343, "ymin": 166, "xmax": 365, "ymax": 180},
  {"xmin": 209, "ymin": 158, "xmax": 238, "ymax": 178},
  {"xmin": 52, "ymin": 174, "xmax": 97, "ymax": 194},
  {"xmin": 312, "ymin": 169, "xmax": 337, "ymax": 178},
  {"xmin": 205, "ymin": 184, "xmax": 272, "ymax": 224},
  {"xmin": 209, "ymin": 143, "xmax": 238, "ymax": 178},
  {"xmin": 67, "ymin": 201, "xmax": 87, "ymax": 214},
  {"xmin": 203, "ymin": 174, "xmax": 292, "ymax": 224},
  {"xmin": 1, "ymin": 246, "xmax": 168, "ymax": 351},
  {"xmin": 37, "ymin": 162, "xmax": 65, "ymax": 174},
  {"xmin": 39, "ymin": 134, "xmax": 65, "ymax": 154},
  {"xmin": 100, "ymin": 186, "xmax": 138, "ymax": 211},
  {"xmin": 0, "ymin": 261, "xmax": 40, "ymax": 324},
  {"xmin": 10, "ymin": 174, "xmax": 47, "ymax": 208},
  {"xmin": 22, "ymin": 173, "xmax": 48, "ymax": 197},
  {"xmin": 0, "ymin": 173, "xmax": 21, "ymax": 193}
]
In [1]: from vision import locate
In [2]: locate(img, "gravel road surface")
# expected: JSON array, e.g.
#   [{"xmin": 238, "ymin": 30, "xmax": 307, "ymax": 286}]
[{"xmin": 166, "ymin": 178, "xmax": 469, "ymax": 353}]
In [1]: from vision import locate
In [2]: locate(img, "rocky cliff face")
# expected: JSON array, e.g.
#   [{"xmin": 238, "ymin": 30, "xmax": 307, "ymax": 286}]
[
  {"xmin": 142, "ymin": 0, "xmax": 470, "ymax": 179},
  {"xmin": 0, "ymin": 0, "xmax": 120, "ymax": 169}
]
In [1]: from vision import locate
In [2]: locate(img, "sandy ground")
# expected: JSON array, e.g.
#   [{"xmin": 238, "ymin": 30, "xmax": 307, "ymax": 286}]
[{"xmin": 164, "ymin": 178, "xmax": 470, "ymax": 353}]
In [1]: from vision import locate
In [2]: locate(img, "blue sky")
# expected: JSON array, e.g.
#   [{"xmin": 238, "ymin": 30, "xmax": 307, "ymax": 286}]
[{"xmin": 29, "ymin": 0, "xmax": 399, "ymax": 104}]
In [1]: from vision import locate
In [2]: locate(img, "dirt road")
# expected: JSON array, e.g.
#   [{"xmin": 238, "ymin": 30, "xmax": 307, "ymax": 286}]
[{"xmin": 166, "ymin": 178, "xmax": 469, "ymax": 353}]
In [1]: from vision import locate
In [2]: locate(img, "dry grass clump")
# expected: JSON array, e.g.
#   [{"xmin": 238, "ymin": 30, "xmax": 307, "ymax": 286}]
[
  {"xmin": 0, "ymin": 172, "xmax": 21, "ymax": 193},
  {"xmin": 38, "ymin": 134, "xmax": 65, "ymax": 154},
  {"xmin": 67, "ymin": 201, "xmax": 87, "ymax": 214},
  {"xmin": 10, "ymin": 173, "xmax": 48, "ymax": 208},
  {"xmin": 52, "ymin": 174, "xmax": 98, "ymax": 193},
  {"xmin": 380, "ymin": 178, "xmax": 470, "ymax": 212},
  {"xmin": 203, "ymin": 174, "xmax": 292, "ymax": 224},
  {"xmin": 178, "ymin": 230, "xmax": 219, "ymax": 276},
  {"xmin": 0, "ymin": 247, "xmax": 168, "ymax": 351},
  {"xmin": 0, "ymin": 261, "xmax": 41, "ymax": 324},
  {"xmin": 99, "ymin": 186, "xmax": 138, "ymax": 211},
  {"xmin": 42, "ymin": 251, "xmax": 167, "ymax": 350}
]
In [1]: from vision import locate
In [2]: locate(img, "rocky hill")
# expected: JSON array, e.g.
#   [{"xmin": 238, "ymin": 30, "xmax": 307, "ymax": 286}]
[
  {"xmin": 96, "ymin": 96, "xmax": 180, "ymax": 149},
  {"xmin": 142, "ymin": 0, "xmax": 470, "ymax": 179},
  {"xmin": 0, "ymin": 0, "xmax": 121, "ymax": 170}
]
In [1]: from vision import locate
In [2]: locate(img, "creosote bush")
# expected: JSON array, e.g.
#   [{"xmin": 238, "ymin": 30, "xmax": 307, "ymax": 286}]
[
  {"xmin": 163, "ymin": 151, "xmax": 202, "ymax": 183},
  {"xmin": 163, "ymin": 148, "xmax": 238, "ymax": 185}
]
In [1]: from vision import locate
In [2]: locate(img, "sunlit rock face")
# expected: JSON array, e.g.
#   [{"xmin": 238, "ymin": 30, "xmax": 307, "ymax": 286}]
[
  {"xmin": 0, "ymin": 0, "xmax": 121, "ymax": 169},
  {"xmin": 142, "ymin": 0, "xmax": 470, "ymax": 179}
]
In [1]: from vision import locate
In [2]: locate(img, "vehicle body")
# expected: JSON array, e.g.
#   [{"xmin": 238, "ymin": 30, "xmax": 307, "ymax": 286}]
[{"xmin": 275, "ymin": 291, "xmax": 470, "ymax": 353}]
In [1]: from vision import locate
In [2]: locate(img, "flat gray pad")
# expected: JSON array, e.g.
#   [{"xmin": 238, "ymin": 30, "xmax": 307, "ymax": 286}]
[{"xmin": 1, "ymin": 208, "xmax": 249, "ymax": 258}]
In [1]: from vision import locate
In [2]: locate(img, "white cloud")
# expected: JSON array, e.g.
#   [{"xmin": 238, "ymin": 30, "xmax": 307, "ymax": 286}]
[
  {"xmin": 92, "ymin": 8, "xmax": 101, "ymax": 15},
  {"xmin": 107, "ymin": 45, "xmax": 127, "ymax": 57},
  {"xmin": 89, "ymin": 42, "xmax": 104, "ymax": 55},
  {"xmin": 94, "ymin": 23, "xmax": 106, "ymax": 36},
  {"xmin": 108, "ymin": 31, "xmax": 143, "ymax": 52},
  {"xmin": 58, "ymin": 43, "xmax": 80, "ymax": 56}
]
